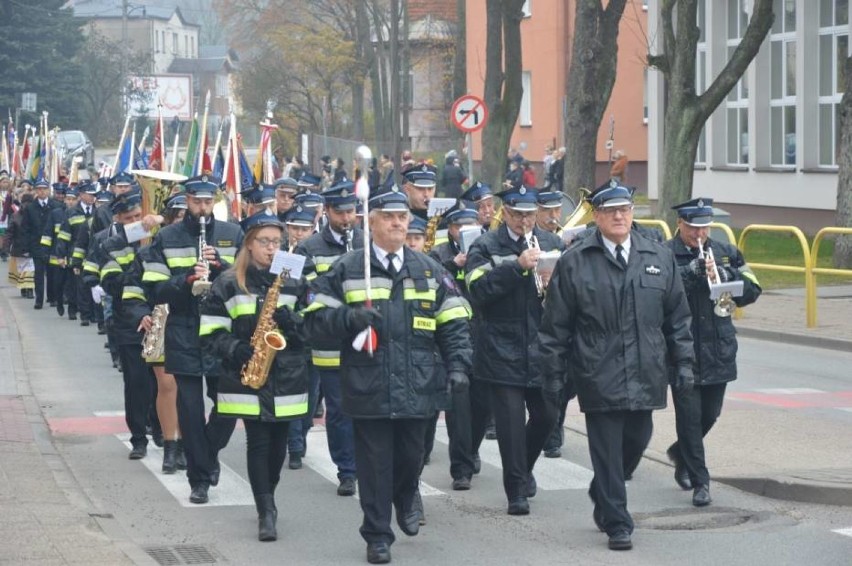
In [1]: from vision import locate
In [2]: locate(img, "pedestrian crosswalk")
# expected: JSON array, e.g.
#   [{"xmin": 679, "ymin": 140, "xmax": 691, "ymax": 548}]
[{"xmin": 114, "ymin": 420, "xmax": 595, "ymax": 507}]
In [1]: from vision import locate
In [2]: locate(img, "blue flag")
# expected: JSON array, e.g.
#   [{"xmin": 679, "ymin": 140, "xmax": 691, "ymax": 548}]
[{"xmin": 117, "ymin": 136, "xmax": 132, "ymax": 173}]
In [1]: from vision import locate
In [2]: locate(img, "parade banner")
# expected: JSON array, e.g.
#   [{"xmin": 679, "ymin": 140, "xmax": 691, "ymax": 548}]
[{"xmin": 127, "ymin": 75, "xmax": 193, "ymax": 120}]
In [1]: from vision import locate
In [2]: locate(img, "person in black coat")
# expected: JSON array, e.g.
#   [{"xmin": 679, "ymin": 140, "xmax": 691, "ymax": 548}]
[
  {"xmin": 465, "ymin": 186, "xmax": 563, "ymax": 516},
  {"xmin": 664, "ymin": 198, "xmax": 762, "ymax": 507},
  {"xmin": 440, "ymin": 154, "xmax": 467, "ymax": 199},
  {"xmin": 22, "ymin": 180, "xmax": 60, "ymax": 308},
  {"xmin": 539, "ymin": 184, "xmax": 694, "ymax": 551}
]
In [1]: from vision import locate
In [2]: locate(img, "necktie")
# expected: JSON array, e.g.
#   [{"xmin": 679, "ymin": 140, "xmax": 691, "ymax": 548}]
[
  {"xmin": 615, "ymin": 244, "xmax": 628, "ymax": 269},
  {"xmin": 84, "ymin": 206, "xmax": 91, "ymax": 218},
  {"xmin": 386, "ymin": 252, "xmax": 398, "ymax": 277}
]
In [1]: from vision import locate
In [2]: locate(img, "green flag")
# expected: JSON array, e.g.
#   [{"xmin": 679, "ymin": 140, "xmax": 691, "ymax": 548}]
[{"xmin": 182, "ymin": 117, "xmax": 199, "ymax": 177}]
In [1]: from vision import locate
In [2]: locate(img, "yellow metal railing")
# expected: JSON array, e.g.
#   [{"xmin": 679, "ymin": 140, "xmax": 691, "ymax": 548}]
[
  {"xmin": 634, "ymin": 219, "xmax": 672, "ymax": 240},
  {"xmin": 808, "ymin": 227, "xmax": 852, "ymax": 326},
  {"xmin": 738, "ymin": 224, "xmax": 814, "ymax": 327}
]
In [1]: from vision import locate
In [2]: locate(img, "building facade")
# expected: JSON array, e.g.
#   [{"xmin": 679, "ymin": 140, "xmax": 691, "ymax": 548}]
[
  {"xmin": 465, "ymin": 0, "xmax": 651, "ymax": 190},
  {"xmin": 647, "ymin": 0, "xmax": 847, "ymax": 230}
]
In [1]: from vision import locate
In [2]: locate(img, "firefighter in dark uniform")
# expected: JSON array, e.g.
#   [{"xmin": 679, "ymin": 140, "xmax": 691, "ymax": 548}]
[
  {"xmin": 274, "ymin": 177, "xmax": 298, "ymax": 222},
  {"xmin": 42, "ymin": 182, "xmax": 73, "ymax": 317},
  {"xmin": 401, "ymin": 164, "xmax": 437, "ymax": 221},
  {"xmin": 539, "ymin": 184, "xmax": 694, "ymax": 551},
  {"xmin": 98, "ymin": 192, "xmax": 158, "ymax": 458},
  {"xmin": 141, "ymin": 175, "xmax": 244, "ymax": 504},
  {"xmin": 427, "ymin": 201, "xmax": 481, "ymax": 489},
  {"xmin": 294, "ymin": 188, "xmax": 324, "ymax": 233},
  {"xmin": 665, "ymin": 198, "xmax": 761, "ymax": 506},
  {"xmin": 461, "ymin": 181, "xmax": 496, "ymax": 233},
  {"xmin": 199, "ymin": 211, "xmax": 310, "ymax": 542},
  {"xmin": 465, "ymin": 186, "xmax": 563, "ymax": 516},
  {"xmin": 24, "ymin": 179, "xmax": 61, "ymax": 308},
  {"xmin": 405, "ymin": 215, "xmax": 427, "ymax": 251},
  {"xmin": 292, "ymin": 180, "xmax": 361, "ymax": 494},
  {"xmin": 304, "ymin": 184, "xmax": 472, "ymax": 565},
  {"xmin": 70, "ymin": 180, "xmax": 99, "ymax": 326}
]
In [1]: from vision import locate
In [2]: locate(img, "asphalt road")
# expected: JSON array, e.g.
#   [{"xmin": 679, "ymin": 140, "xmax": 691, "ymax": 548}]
[{"xmin": 8, "ymin": 287, "xmax": 852, "ymax": 565}]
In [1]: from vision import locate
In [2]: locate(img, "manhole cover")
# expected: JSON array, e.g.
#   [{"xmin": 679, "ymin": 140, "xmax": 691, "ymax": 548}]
[
  {"xmin": 634, "ymin": 507, "xmax": 756, "ymax": 531},
  {"xmin": 144, "ymin": 545, "xmax": 218, "ymax": 565}
]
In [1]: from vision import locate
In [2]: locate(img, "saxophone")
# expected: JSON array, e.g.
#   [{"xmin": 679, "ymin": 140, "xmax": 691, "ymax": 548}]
[
  {"xmin": 141, "ymin": 304, "xmax": 169, "ymax": 362},
  {"xmin": 240, "ymin": 273, "xmax": 288, "ymax": 389},
  {"xmin": 422, "ymin": 213, "xmax": 443, "ymax": 253}
]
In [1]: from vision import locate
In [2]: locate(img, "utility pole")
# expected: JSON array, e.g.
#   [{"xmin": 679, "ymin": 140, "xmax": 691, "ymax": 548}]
[{"xmin": 122, "ymin": 0, "xmax": 129, "ymax": 118}]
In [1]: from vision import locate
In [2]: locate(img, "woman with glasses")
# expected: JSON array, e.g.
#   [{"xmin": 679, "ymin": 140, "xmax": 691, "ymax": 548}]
[{"xmin": 199, "ymin": 212, "xmax": 310, "ymax": 542}]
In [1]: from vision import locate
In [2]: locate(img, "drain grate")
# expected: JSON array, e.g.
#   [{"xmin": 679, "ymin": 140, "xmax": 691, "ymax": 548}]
[{"xmin": 144, "ymin": 545, "xmax": 218, "ymax": 565}]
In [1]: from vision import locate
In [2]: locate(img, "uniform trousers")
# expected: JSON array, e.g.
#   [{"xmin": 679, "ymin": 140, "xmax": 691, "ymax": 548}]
[
  {"xmin": 585, "ymin": 410, "xmax": 654, "ymax": 535},
  {"xmin": 118, "ymin": 345, "xmax": 154, "ymax": 447},
  {"xmin": 54, "ymin": 267, "xmax": 77, "ymax": 315},
  {"xmin": 467, "ymin": 378, "xmax": 493, "ymax": 458},
  {"xmin": 543, "ymin": 387, "xmax": 573, "ymax": 452},
  {"xmin": 318, "ymin": 368, "xmax": 356, "ymax": 480},
  {"xmin": 76, "ymin": 271, "xmax": 95, "ymax": 322},
  {"xmin": 353, "ymin": 418, "xmax": 429, "ymax": 545},
  {"xmin": 669, "ymin": 383, "xmax": 727, "ymax": 486},
  {"xmin": 33, "ymin": 257, "xmax": 47, "ymax": 305},
  {"xmin": 244, "ymin": 419, "xmax": 289, "ymax": 496},
  {"xmin": 45, "ymin": 263, "xmax": 56, "ymax": 303},
  {"xmin": 174, "ymin": 374, "xmax": 237, "ymax": 488},
  {"xmin": 287, "ymin": 365, "xmax": 320, "ymax": 457},
  {"xmin": 445, "ymin": 387, "xmax": 476, "ymax": 480},
  {"xmin": 489, "ymin": 383, "xmax": 558, "ymax": 500}
]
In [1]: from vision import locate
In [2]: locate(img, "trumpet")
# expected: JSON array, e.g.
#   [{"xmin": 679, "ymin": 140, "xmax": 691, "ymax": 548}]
[
  {"xmin": 526, "ymin": 234, "xmax": 545, "ymax": 297},
  {"xmin": 191, "ymin": 217, "xmax": 213, "ymax": 296},
  {"xmin": 697, "ymin": 238, "xmax": 735, "ymax": 317}
]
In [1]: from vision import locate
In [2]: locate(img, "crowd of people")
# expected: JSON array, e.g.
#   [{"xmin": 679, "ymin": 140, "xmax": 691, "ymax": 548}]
[{"xmin": 0, "ymin": 146, "xmax": 761, "ymax": 563}]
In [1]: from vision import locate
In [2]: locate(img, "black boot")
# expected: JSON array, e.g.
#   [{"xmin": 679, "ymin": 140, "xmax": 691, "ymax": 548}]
[
  {"xmin": 162, "ymin": 440, "xmax": 178, "ymax": 474},
  {"xmin": 175, "ymin": 439, "xmax": 187, "ymax": 470},
  {"xmin": 255, "ymin": 494, "xmax": 278, "ymax": 542}
]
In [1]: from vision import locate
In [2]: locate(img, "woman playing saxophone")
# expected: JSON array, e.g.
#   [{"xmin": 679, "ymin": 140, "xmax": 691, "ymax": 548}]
[{"xmin": 199, "ymin": 212, "xmax": 310, "ymax": 542}]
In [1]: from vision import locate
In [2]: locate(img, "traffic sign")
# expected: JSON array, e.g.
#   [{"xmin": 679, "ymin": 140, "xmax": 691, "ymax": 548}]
[{"xmin": 451, "ymin": 94, "xmax": 488, "ymax": 134}]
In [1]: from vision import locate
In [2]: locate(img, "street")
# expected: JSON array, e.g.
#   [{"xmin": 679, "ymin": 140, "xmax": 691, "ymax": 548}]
[{"xmin": 3, "ymin": 283, "xmax": 852, "ymax": 566}]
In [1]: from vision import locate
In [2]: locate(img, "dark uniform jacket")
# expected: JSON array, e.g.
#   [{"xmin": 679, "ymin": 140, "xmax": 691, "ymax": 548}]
[
  {"xmin": 23, "ymin": 198, "xmax": 59, "ymax": 258},
  {"xmin": 465, "ymin": 224, "xmax": 564, "ymax": 388},
  {"xmin": 91, "ymin": 202, "xmax": 114, "ymax": 237},
  {"xmin": 56, "ymin": 203, "xmax": 92, "ymax": 265},
  {"xmin": 666, "ymin": 236, "xmax": 761, "ymax": 385},
  {"xmin": 294, "ymin": 225, "xmax": 363, "ymax": 369},
  {"xmin": 200, "ymin": 266, "xmax": 310, "ymax": 421},
  {"xmin": 99, "ymin": 228, "xmax": 152, "ymax": 346},
  {"xmin": 539, "ymin": 230, "xmax": 694, "ymax": 413},
  {"xmin": 303, "ymin": 246, "xmax": 473, "ymax": 419},
  {"xmin": 41, "ymin": 205, "xmax": 68, "ymax": 266},
  {"xmin": 141, "ymin": 215, "xmax": 243, "ymax": 376}
]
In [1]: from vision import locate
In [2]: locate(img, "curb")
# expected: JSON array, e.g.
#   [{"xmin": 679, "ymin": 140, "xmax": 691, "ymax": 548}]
[
  {"xmin": 736, "ymin": 327, "xmax": 852, "ymax": 353},
  {"xmin": 713, "ymin": 476, "xmax": 852, "ymax": 507}
]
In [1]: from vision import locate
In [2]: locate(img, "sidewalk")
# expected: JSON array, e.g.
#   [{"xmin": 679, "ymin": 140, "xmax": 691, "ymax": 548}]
[{"xmin": 0, "ymin": 284, "xmax": 149, "ymax": 564}]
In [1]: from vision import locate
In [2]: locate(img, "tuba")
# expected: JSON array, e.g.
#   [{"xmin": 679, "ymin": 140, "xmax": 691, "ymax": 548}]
[
  {"xmin": 141, "ymin": 304, "xmax": 169, "ymax": 362},
  {"xmin": 191, "ymin": 217, "xmax": 213, "ymax": 296},
  {"xmin": 241, "ymin": 272, "xmax": 288, "ymax": 389}
]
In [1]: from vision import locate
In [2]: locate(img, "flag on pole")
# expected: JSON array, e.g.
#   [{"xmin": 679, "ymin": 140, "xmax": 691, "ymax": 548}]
[
  {"xmin": 149, "ymin": 120, "xmax": 163, "ymax": 171},
  {"xmin": 237, "ymin": 138, "xmax": 254, "ymax": 190},
  {"xmin": 213, "ymin": 144, "xmax": 225, "ymax": 179},
  {"xmin": 182, "ymin": 116, "xmax": 199, "ymax": 177},
  {"xmin": 116, "ymin": 134, "xmax": 132, "ymax": 173},
  {"xmin": 29, "ymin": 135, "xmax": 41, "ymax": 181}
]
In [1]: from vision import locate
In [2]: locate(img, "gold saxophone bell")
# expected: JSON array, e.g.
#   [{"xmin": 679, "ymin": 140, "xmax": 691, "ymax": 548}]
[{"xmin": 241, "ymin": 272, "xmax": 289, "ymax": 390}]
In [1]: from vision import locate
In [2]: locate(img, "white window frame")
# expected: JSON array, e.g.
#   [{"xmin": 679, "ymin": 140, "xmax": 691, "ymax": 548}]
[
  {"xmin": 726, "ymin": 0, "xmax": 749, "ymax": 165},
  {"xmin": 522, "ymin": 0, "xmax": 531, "ymax": 18},
  {"xmin": 818, "ymin": 0, "xmax": 848, "ymax": 166},
  {"xmin": 769, "ymin": 1, "xmax": 797, "ymax": 166},
  {"xmin": 520, "ymin": 71, "xmax": 532, "ymax": 126}
]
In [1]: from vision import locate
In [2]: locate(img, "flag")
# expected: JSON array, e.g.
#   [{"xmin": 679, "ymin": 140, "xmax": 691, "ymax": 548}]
[
  {"xmin": 213, "ymin": 144, "xmax": 225, "ymax": 179},
  {"xmin": 29, "ymin": 135, "xmax": 41, "ymax": 181},
  {"xmin": 116, "ymin": 135, "xmax": 132, "ymax": 173},
  {"xmin": 149, "ymin": 120, "xmax": 163, "ymax": 171},
  {"xmin": 182, "ymin": 117, "xmax": 199, "ymax": 177},
  {"xmin": 135, "ymin": 146, "xmax": 149, "ymax": 170},
  {"xmin": 238, "ymin": 140, "xmax": 253, "ymax": 190}
]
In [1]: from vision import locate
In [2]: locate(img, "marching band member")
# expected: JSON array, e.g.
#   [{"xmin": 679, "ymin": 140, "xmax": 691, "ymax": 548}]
[
  {"xmin": 665, "ymin": 198, "xmax": 761, "ymax": 506},
  {"xmin": 141, "ymin": 175, "xmax": 243, "ymax": 505},
  {"xmin": 303, "ymin": 184, "xmax": 472, "ymax": 564},
  {"xmin": 199, "ymin": 212, "xmax": 310, "ymax": 541},
  {"xmin": 464, "ymin": 185, "xmax": 563, "ymax": 515}
]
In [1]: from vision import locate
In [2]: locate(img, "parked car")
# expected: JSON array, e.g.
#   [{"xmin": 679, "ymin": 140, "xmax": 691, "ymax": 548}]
[{"xmin": 56, "ymin": 130, "xmax": 95, "ymax": 170}]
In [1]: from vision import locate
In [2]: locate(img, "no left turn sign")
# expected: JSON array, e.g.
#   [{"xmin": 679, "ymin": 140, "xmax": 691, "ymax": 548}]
[{"xmin": 451, "ymin": 94, "xmax": 488, "ymax": 134}]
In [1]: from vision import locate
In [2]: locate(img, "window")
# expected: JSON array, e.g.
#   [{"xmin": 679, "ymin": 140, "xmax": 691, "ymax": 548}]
[
  {"xmin": 216, "ymin": 74, "xmax": 229, "ymax": 98},
  {"xmin": 520, "ymin": 71, "xmax": 532, "ymax": 126},
  {"xmin": 191, "ymin": 36, "xmax": 196, "ymax": 58},
  {"xmin": 770, "ymin": 0, "xmax": 796, "ymax": 166},
  {"xmin": 726, "ymin": 0, "xmax": 749, "ymax": 165},
  {"xmin": 184, "ymin": 35, "xmax": 189, "ymax": 57},
  {"xmin": 819, "ymin": 0, "xmax": 848, "ymax": 166},
  {"xmin": 522, "ymin": 0, "xmax": 531, "ymax": 17},
  {"xmin": 695, "ymin": 0, "xmax": 707, "ymax": 165},
  {"xmin": 172, "ymin": 32, "xmax": 178, "ymax": 55}
]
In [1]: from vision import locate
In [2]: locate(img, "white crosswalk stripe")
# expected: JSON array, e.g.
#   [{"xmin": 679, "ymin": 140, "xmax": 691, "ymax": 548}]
[
  {"xmin": 832, "ymin": 527, "xmax": 852, "ymax": 538},
  {"xmin": 754, "ymin": 388, "xmax": 825, "ymax": 395},
  {"xmin": 116, "ymin": 433, "xmax": 255, "ymax": 508}
]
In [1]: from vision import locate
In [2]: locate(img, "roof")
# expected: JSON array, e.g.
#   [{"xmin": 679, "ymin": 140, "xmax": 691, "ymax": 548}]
[
  {"xmin": 169, "ymin": 57, "xmax": 235, "ymax": 74},
  {"xmin": 409, "ymin": 0, "xmax": 457, "ymax": 23},
  {"xmin": 65, "ymin": 0, "xmax": 199, "ymax": 28}
]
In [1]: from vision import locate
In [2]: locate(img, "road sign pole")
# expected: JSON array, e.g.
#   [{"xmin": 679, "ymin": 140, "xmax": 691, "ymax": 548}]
[{"xmin": 466, "ymin": 131, "xmax": 473, "ymax": 180}]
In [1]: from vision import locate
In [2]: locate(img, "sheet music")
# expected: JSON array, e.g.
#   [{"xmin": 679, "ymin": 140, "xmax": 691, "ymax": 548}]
[
  {"xmin": 459, "ymin": 227, "xmax": 483, "ymax": 254},
  {"xmin": 270, "ymin": 250, "xmax": 306, "ymax": 279},
  {"xmin": 123, "ymin": 221, "xmax": 153, "ymax": 244},
  {"xmin": 427, "ymin": 198, "xmax": 456, "ymax": 218}
]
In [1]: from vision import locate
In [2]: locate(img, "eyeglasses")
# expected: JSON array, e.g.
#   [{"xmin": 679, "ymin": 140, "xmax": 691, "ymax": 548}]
[
  {"xmin": 255, "ymin": 238, "xmax": 282, "ymax": 248},
  {"xmin": 597, "ymin": 205, "xmax": 634, "ymax": 216}
]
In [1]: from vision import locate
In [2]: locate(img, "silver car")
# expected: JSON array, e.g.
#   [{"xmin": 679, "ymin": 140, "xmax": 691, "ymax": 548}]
[{"xmin": 56, "ymin": 130, "xmax": 95, "ymax": 170}]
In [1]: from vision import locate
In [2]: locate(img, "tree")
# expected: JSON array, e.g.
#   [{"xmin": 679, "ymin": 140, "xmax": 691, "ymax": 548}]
[
  {"xmin": 649, "ymin": 0, "xmax": 773, "ymax": 223},
  {"xmin": 480, "ymin": 0, "xmax": 525, "ymax": 191},
  {"xmin": 834, "ymin": 55, "xmax": 852, "ymax": 268},
  {"xmin": 0, "ymin": 0, "xmax": 84, "ymax": 127},
  {"xmin": 75, "ymin": 30, "xmax": 151, "ymax": 145},
  {"xmin": 563, "ymin": 0, "xmax": 627, "ymax": 194}
]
